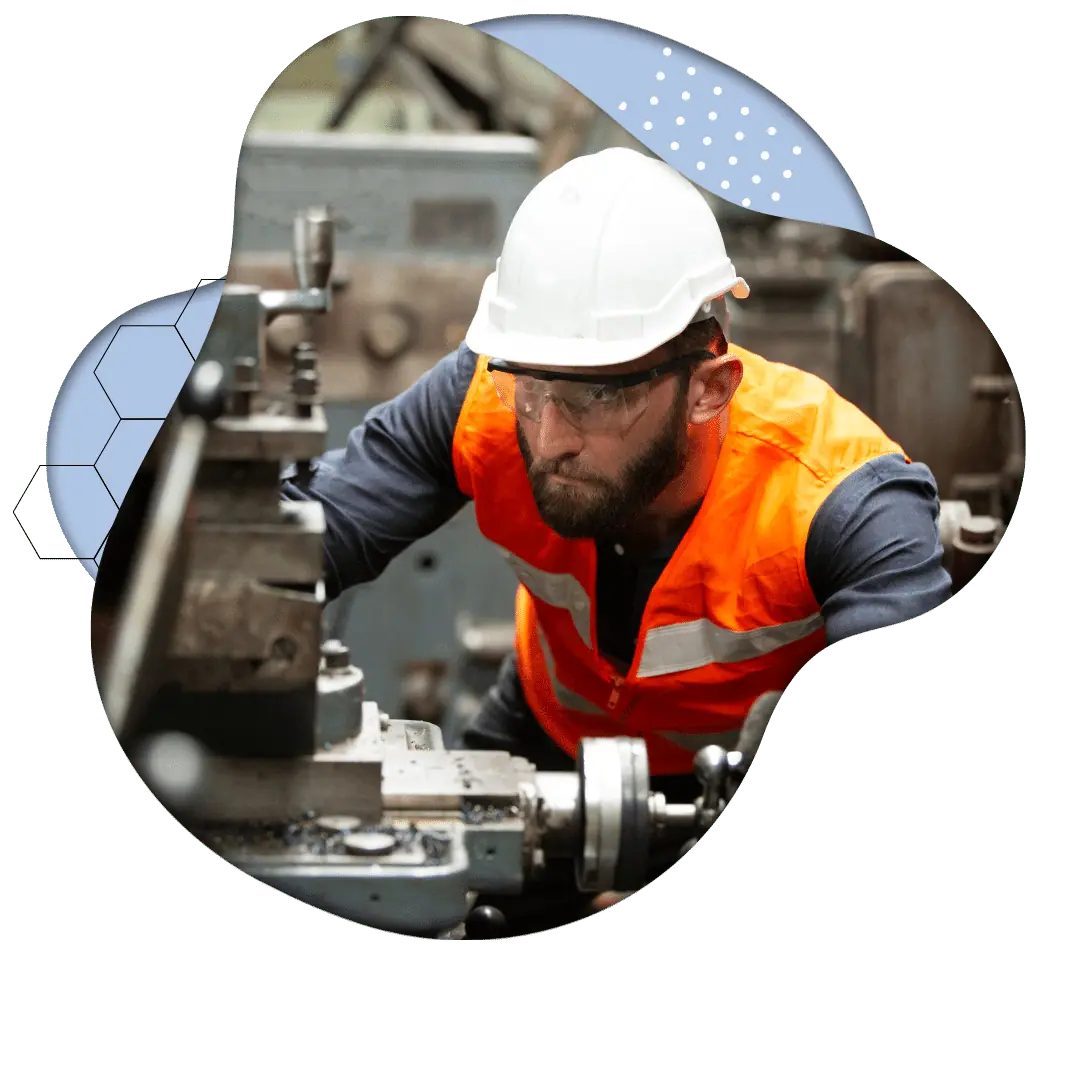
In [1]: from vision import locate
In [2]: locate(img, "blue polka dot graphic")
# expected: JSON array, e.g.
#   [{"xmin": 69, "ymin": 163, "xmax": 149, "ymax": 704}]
[
  {"xmin": 475, "ymin": 16, "xmax": 870, "ymax": 232},
  {"xmin": 20, "ymin": 16, "xmax": 874, "ymax": 575}
]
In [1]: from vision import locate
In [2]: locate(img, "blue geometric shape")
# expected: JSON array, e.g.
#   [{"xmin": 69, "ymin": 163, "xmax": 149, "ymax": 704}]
[
  {"xmin": 38, "ymin": 466, "xmax": 116, "ymax": 559},
  {"xmin": 176, "ymin": 280, "xmax": 225, "ymax": 359},
  {"xmin": 72, "ymin": 324, "xmax": 126, "ymax": 386},
  {"xmin": 48, "ymin": 282, "xmax": 223, "ymax": 578},
  {"xmin": 473, "ymin": 15, "xmax": 871, "ymax": 234},
  {"xmin": 95, "ymin": 325, "xmax": 193, "ymax": 419},
  {"xmin": 96, "ymin": 420, "xmax": 163, "ymax": 506},
  {"xmin": 122, "ymin": 289, "xmax": 196, "ymax": 321},
  {"xmin": 48, "ymin": 374, "xmax": 118, "ymax": 466}
]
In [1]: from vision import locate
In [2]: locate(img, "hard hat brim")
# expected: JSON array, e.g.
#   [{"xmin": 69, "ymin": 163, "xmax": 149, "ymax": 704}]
[{"xmin": 465, "ymin": 274, "xmax": 750, "ymax": 371}]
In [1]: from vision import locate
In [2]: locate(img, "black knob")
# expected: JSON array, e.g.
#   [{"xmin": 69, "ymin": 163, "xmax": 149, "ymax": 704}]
[
  {"xmin": 178, "ymin": 360, "xmax": 227, "ymax": 421},
  {"xmin": 465, "ymin": 905, "xmax": 508, "ymax": 939}
]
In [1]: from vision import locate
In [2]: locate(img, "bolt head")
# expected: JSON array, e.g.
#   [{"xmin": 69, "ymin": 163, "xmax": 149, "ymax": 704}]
[{"xmin": 321, "ymin": 639, "xmax": 350, "ymax": 669}]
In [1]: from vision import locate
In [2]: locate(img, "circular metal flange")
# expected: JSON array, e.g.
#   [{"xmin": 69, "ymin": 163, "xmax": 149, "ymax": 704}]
[
  {"xmin": 614, "ymin": 738, "xmax": 651, "ymax": 891},
  {"xmin": 575, "ymin": 737, "xmax": 651, "ymax": 893}
]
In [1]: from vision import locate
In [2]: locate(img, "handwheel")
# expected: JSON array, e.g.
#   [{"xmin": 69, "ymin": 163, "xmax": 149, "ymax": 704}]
[{"xmin": 574, "ymin": 737, "xmax": 651, "ymax": 894}]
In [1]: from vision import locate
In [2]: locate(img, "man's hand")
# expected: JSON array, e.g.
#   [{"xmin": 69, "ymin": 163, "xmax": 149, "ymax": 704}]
[{"xmin": 591, "ymin": 891, "xmax": 634, "ymax": 910}]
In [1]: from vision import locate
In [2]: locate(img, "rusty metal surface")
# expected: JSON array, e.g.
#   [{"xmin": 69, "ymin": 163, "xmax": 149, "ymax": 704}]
[
  {"xmin": 188, "ymin": 502, "xmax": 325, "ymax": 582},
  {"xmin": 203, "ymin": 405, "xmax": 329, "ymax": 461},
  {"xmin": 723, "ymin": 225, "xmax": 918, "ymax": 396},
  {"xmin": 170, "ymin": 578, "xmax": 323, "ymax": 678},
  {"xmin": 724, "ymin": 232, "xmax": 850, "ymax": 386},
  {"xmin": 196, "ymin": 285, "xmax": 266, "ymax": 389},
  {"xmin": 192, "ymin": 486, "xmax": 284, "ymax": 526},
  {"xmin": 100, "ymin": 412, "xmax": 208, "ymax": 740},
  {"xmin": 233, "ymin": 255, "xmax": 491, "ymax": 401},
  {"xmin": 843, "ymin": 263, "xmax": 1013, "ymax": 496}
]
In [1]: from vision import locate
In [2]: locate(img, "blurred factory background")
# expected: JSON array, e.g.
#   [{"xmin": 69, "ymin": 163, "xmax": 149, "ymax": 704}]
[{"xmin": 227, "ymin": 16, "xmax": 1022, "ymax": 732}]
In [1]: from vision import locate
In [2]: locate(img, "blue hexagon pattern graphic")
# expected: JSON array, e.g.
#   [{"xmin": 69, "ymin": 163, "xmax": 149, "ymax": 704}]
[
  {"xmin": 96, "ymin": 420, "xmax": 163, "ymax": 506},
  {"xmin": 95, "ymin": 325, "xmax": 194, "ymax": 419},
  {"xmin": 46, "ymin": 282, "xmax": 223, "ymax": 578}
]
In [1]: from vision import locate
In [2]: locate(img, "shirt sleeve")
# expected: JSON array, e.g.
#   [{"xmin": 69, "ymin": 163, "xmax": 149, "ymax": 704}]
[
  {"xmin": 804, "ymin": 453, "xmax": 953, "ymax": 645},
  {"xmin": 281, "ymin": 343, "xmax": 478, "ymax": 600}
]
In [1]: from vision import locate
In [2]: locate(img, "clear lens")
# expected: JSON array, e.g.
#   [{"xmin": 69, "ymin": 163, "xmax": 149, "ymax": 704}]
[{"xmin": 489, "ymin": 369, "xmax": 652, "ymax": 434}]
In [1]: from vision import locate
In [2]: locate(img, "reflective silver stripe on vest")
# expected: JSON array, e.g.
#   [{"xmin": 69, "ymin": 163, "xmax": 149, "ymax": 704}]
[
  {"xmin": 536, "ymin": 625, "xmax": 605, "ymax": 716},
  {"xmin": 658, "ymin": 730, "xmax": 741, "ymax": 753},
  {"xmin": 502, "ymin": 551, "xmax": 593, "ymax": 649},
  {"xmin": 637, "ymin": 612, "xmax": 824, "ymax": 678}
]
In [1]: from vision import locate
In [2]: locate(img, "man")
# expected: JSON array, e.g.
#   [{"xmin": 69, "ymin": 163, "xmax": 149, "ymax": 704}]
[{"xmin": 283, "ymin": 147, "xmax": 951, "ymax": 928}]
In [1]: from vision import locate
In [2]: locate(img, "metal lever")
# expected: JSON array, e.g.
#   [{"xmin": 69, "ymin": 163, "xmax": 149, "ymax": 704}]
[
  {"xmin": 261, "ymin": 207, "xmax": 337, "ymax": 319},
  {"xmin": 292, "ymin": 206, "xmax": 335, "ymax": 292},
  {"xmin": 717, "ymin": 690, "xmax": 783, "ymax": 804},
  {"xmin": 693, "ymin": 745, "xmax": 731, "ymax": 832},
  {"xmin": 695, "ymin": 686, "xmax": 781, "ymax": 829}
]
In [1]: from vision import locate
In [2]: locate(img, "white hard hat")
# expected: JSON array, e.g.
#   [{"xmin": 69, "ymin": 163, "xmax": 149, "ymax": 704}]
[{"xmin": 465, "ymin": 147, "xmax": 749, "ymax": 370}]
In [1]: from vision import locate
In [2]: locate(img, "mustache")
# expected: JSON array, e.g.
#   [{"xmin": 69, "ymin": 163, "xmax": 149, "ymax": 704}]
[{"xmin": 528, "ymin": 456, "xmax": 606, "ymax": 484}]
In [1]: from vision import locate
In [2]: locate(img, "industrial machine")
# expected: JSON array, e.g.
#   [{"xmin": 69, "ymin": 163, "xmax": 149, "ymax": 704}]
[
  {"xmin": 95, "ymin": 207, "xmax": 757, "ymax": 939},
  {"xmin": 227, "ymin": 131, "xmax": 538, "ymax": 716},
  {"xmin": 727, "ymin": 220, "xmax": 1022, "ymax": 595},
  {"xmin": 89, "ymin": 16, "xmax": 1022, "ymax": 934}
]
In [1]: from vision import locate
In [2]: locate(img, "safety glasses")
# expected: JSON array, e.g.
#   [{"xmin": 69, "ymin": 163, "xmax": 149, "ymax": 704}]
[{"xmin": 488, "ymin": 350, "xmax": 714, "ymax": 435}]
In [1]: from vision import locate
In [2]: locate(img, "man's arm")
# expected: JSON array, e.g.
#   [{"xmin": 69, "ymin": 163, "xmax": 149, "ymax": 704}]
[
  {"xmin": 805, "ymin": 453, "xmax": 953, "ymax": 645},
  {"xmin": 282, "ymin": 344, "xmax": 479, "ymax": 601}
]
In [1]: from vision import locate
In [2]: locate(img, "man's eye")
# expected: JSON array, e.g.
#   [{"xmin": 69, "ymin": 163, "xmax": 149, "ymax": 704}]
[{"xmin": 588, "ymin": 387, "xmax": 623, "ymax": 407}]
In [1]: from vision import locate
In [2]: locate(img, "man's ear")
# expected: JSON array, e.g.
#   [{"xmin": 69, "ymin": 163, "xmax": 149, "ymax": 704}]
[{"xmin": 688, "ymin": 357, "xmax": 743, "ymax": 424}]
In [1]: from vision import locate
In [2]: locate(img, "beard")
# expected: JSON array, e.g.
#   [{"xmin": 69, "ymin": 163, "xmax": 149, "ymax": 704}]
[{"xmin": 516, "ymin": 392, "xmax": 691, "ymax": 540}]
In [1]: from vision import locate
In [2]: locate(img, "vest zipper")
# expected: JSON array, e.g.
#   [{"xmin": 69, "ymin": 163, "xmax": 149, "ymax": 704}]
[{"xmin": 606, "ymin": 675, "xmax": 625, "ymax": 710}]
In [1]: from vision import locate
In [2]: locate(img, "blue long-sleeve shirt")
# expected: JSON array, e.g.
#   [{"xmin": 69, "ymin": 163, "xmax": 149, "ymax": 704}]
[{"xmin": 283, "ymin": 343, "xmax": 952, "ymax": 660}]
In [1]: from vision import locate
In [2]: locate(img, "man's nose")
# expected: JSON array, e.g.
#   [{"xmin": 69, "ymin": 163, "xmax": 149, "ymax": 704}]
[{"xmin": 535, "ymin": 400, "xmax": 584, "ymax": 459}]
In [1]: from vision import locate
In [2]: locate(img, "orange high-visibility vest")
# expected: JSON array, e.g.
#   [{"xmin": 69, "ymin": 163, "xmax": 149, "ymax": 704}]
[{"xmin": 451, "ymin": 345, "xmax": 908, "ymax": 774}]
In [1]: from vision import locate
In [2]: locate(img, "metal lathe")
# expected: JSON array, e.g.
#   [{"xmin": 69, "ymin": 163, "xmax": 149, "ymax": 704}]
[{"xmin": 94, "ymin": 206, "xmax": 760, "ymax": 939}]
